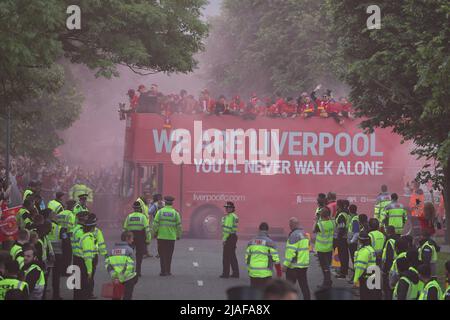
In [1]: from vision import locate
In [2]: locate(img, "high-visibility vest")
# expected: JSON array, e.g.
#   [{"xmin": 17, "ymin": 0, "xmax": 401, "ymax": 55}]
[
  {"xmin": 123, "ymin": 212, "xmax": 151, "ymax": 243},
  {"xmin": 384, "ymin": 202, "xmax": 407, "ymax": 234},
  {"xmin": 73, "ymin": 203, "xmax": 88, "ymax": 216},
  {"xmin": 37, "ymin": 236, "xmax": 53, "ymax": 262},
  {"xmin": 47, "ymin": 222, "xmax": 63, "ymax": 255},
  {"xmin": 153, "ymin": 206, "xmax": 182, "ymax": 241},
  {"xmin": 23, "ymin": 264, "xmax": 45, "ymax": 300},
  {"xmin": 393, "ymin": 275, "xmax": 418, "ymax": 300},
  {"xmin": 105, "ymin": 243, "xmax": 136, "ymax": 283},
  {"xmin": 418, "ymin": 280, "xmax": 443, "ymax": 300},
  {"xmin": 222, "ymin": 212, "xmax": 238, "ymax": 241},
  {"xmin": 79, "ymin": 232, "xmax": 96, "ymax": 275},
  {"xmin": 93, "ymin": 227, "xmax": 108, "ymax": 257},
  {"xmin": 47, "ymin": 199, "xmax": 64, "ymax": 214},
  {"xmin": 353, "ymin": 245, "xmax": 376, "ymax": 282},
  {"xmin": 0, "ymin": 278, "xmax": 28, "ymax": 300},
  {"xmin": 315, "ymin": 220, "xmax": 334, "ymax": 252},
  {"xmin": 283, "ymin": 229, "xmax": 310, "ymax": 269},
  {"xmin": 418, "ymin": 240, "xmax": 438, "ymax": 264},
  {"xmin": 56, "ymin": 210, "xmax": 75, "ymax": 232},
  {"xmin": 374, "ymin": 193, "xmax": 391, "ymax": 221},
  {"xmin": 382, "ymin": 238, "xmax": 396, "ymax": 265},
  {"xmin": 16, "ymin": 208, "xmax": 31, "ymax": 230},
  {"xmin": 368, "ymin": 230, "xmax": 386, "ymax": 254},
  {"xmin": 246, "ymin": 232, "xmax": 280, "ymax": 278},
  {"xmin": 71, "ymin": 225, "xmax": 84, "ymax": 257}
]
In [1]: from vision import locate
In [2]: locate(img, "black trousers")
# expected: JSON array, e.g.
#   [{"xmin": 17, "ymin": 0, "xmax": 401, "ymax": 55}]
[
  {"xmin": 132, "ymin": 231, "xmax": 147, "ymax": 275},
  {"xmin": 250, "ymin": 276, "xmax": 271, "ymax": 288},
  {"xmin": 222, "ymin": 234, "xmax": 239, "ymax": 276},
  {"xmin": 348, "ymin": 242, "xmax": 358, "ymax": 280},
  {"xmin": 286, "ymin": 268, "xmax": 311, "ymax": 300},
  {"xmin": 317, "ymin": 251, "xmax": 333, "ymax": 287},
  {"xmin": 348, "ymin": 243, "xmax": 357, "ymax": 265},
  {"xmin": 73, "ymin": 256, "xmax": 89, "ymax": 300},
  {"xmin": 62, "ymin": 237, "xmax": 72, "ymax": 275},
  {"xmin": 122, "ymin": 276, "xmax": 138, "ymax": 300},
  {"xmin": 359, "ymin": 277, "xmax": 382, "ymax": 300},
  {"xmin": 51, "ymin": 254, "xmax": 64, "ymax": 298},
  {"xmin": 157, "ymin": 239, "xmax": 175, "ymax": 275},
  {"xmin": 382, "ymin": 273, "xmax": 392, "ymax": 300},
  {"xmin": 88, "ymin": 255, "xmax": 98, "ymax": 296},
  {"xmin": 336, "ymin": 238, "xmax": 349, "ymax": 275}
]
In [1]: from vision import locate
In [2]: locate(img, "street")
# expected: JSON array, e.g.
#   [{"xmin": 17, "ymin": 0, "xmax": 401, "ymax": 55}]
[{"xmin": 57, "ymin": 229, "xmax": 353, "ymax": 300}]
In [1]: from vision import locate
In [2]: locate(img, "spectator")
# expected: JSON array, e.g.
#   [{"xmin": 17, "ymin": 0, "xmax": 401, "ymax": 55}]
[{"xmin": 263, "ymin": 279, "xmax": 298, "ymax": 300}]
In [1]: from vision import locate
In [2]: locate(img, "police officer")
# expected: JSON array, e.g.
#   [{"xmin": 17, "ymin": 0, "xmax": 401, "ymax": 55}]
[
  {"xmin": 56, "ymin": 200, "xmax": 76, "ymax": 233},
  {"xmin": 417, "ymin": 264, "xmax": 443, "ymax": 300},
  {"xmin": 148, "ymin": 193, "xmax": 163, "ymax": 258},
  {"xmin": 315, "ymin": 193, "xmax": 327, "ymax": 222},
  {"xmin": 374, "ymin": 185, "xmax": 391, "ymax": 222},
  {"xmin": 21, "ymin": 243, "xmax": 46, "ymax": 300},
  {"xmin": 105, "ymin": 231, "xmax": 138, "ymax": 300},
  {"xmin": 314, "ymin": 207, "xmax": 334, "ymax": 289},
  {"xmin": 220, "ymin": 201, "xmax": 239, "ymax": 279},
  {"xmin": 245, "ymin": 222, "xmax": 281, "ymax": 288},
  {"xmin": 368, "ymin": 218, "xmax": 386, "ymax": 266},
  {"xmin": 123, "ymin": 201, "xmax": 151, "ymax": 276},
  {"xmin": 89, "ymin": 222, "xmax": 108, "ymax": 299},
  {"xmin": 75, "ymin": 213, "xmax": 97, "ymax": 300},
  {"xmin": 334, "ymin": 200, "xmax": 349, "ymax": 279},
  {"xmin": 47, "ymin": 211, "xmax": 69, "ymax": 300},
  {"xmin": 418, "ymin": 229, "xmax": 440, "ymax": 277},
  {"xmin": 392, "ymin": 257, "xmax": 419, "ymax": 300},
  {"xmin": 47, "ymin": 191, "xmax": 65, "ymax": 214},
  {"xmin": 9, "ymin": 229, "xmax": 30, "ymax": 269},
  {"xmin": 0, "ymin": 260, "xmax": 29, "ymax": 300},
  {"xmin": 283, "ymin": 217, "xmax": 311, "ymax": 300},
  {"xmin": 383, "ymin": 193, "xmax": 407, "ymax": 235},
  {"xmin": 73, "ymin": 193, "xmax": 89, "ymax": 217},
  {"xmin": 153, "ymin": 196, "xmax": 182, "ymax": 276},
  {"xmin": 381, "ymin": 225, "xmax": 400, "ymax": 299},
  {"xmin": 16, "ymin": 198, "xmax": 34, "ymax": 230},
  {"xmin": 353, "ymin": 231, "xmax": 379, "ymax": 300}
]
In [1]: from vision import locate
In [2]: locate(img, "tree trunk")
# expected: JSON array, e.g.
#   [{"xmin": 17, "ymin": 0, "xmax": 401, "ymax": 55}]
[{"xmin": 444, "ymin": 157, "xmax": 450, "ymax": 244}]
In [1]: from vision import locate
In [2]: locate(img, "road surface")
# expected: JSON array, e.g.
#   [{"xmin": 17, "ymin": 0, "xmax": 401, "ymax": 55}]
[{"xmin": 57, "ymin": 229, "xmax": 354, "ymax": 300}]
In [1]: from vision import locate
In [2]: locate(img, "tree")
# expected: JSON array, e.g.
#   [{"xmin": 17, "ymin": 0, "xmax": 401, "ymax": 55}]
[
  {"xmin": 203, "ymin": 0, "xmax": 339, "ymax": 96},
  {"xmin": 326, "ymin": 0, "xmax": 450, "ymax": 242},
  {"xmin": 0, "ymin": 0, "xmax": 208, "ymax": 160}
]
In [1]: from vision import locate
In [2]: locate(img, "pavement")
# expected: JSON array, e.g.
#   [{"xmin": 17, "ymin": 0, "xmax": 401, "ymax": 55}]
[{"xmin": 54, "ymin": 228, "xmax": 354, "ymax": 300}]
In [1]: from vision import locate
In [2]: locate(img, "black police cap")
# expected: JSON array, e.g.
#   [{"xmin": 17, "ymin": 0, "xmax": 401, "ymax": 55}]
[
  {"xmin": 164, "ymin": 196, "xmax": 175, "ymax": 203},
  {"xmin": 224, "ymin": 201, "xmax": 235, "ymax": 208}
]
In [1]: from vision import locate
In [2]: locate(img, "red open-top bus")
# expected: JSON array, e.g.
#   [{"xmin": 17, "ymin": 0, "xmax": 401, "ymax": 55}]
[{"xmin": 120, "ymin": 113, "xmax": 419, "ymax": 238}]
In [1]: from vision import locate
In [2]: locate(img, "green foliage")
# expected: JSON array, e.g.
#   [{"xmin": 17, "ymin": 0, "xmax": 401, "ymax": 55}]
[
  {"xmin": 203, "ymin": 0, "xmax": 339, "ymax": 96},
  {"xmin": 59, "ymin": 0, "xmax": 209, "ymax": 77},
  {"xmin": 326, "ymin": 0, "xmax": 450, "ymax": 242},
  {"xmin": 0, "ymin": 0, "xmax": 208, "ymax": 159}
]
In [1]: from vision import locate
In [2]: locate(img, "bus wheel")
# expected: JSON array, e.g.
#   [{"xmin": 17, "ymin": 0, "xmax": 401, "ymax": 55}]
[{"xmin": 192, "ymin": 207, "xmax": 222, "ymax": 239}]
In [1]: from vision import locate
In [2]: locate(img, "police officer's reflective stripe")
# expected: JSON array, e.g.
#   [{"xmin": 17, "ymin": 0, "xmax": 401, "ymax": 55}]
[
  {"xmin": 247, "ymin": 266, "xmax": 272, "ymax": 270},
  {"xmin": 291, "ymin": 262, "xmax": 309, "ymax": 267},
  {"xmin": 315, "ymin": 239, "xmax": 333, "ymax": 244},
  {"xmin": 286, "ymin": 246, "xmax": 308, "ymax": 252}
]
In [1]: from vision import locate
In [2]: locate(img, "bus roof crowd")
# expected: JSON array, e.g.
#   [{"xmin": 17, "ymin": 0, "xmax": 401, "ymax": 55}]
[{"xmin": 121, "ymin": 84, "xmax": 354, "ymax": 124}]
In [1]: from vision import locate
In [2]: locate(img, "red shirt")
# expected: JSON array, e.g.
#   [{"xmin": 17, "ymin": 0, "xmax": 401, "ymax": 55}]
[
  {"xmin": 315, "ymin": 99, "xmax": 330, "ymax": 115},
  {"xmin": 229, "ymin": 100, "xmax": 245, "ymax": 113},
  {"xmin": 300, "ymin": 102, "xmax": 315, "ymax": 114},
  {"xmin": 281, "ymin": 102, "xmax": 297, "ymax": 114}
]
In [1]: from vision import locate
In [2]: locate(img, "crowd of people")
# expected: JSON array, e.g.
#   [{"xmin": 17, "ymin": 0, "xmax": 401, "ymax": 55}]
[
  {"xmin": 0, "ymin": 158, "xmax": 121, "ymax": 209},
  {"xmin": 120, "ymin": 84, "xmax": 354, "ymax": 124},
  {"xmin": 1, "ymin": 173, "xmax": 449, "ymax": 300}
]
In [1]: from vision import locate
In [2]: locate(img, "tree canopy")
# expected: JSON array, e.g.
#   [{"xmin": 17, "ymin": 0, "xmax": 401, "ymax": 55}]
[
  {"xmin": 203, "ymin": 0, "xmax": 339, "ymax": 97},
  {"xmin": 326, "ymin": 0, "xmax": 450, "ymax": 240},
  {"xmin": 0, "ymin": 0, "xmax": 209, "ymax": 160}
]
